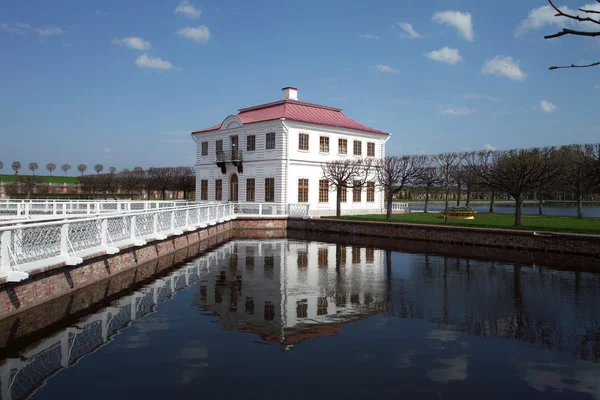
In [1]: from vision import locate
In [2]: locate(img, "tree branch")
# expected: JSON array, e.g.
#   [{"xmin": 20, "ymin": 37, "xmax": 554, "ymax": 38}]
[
  {"xmin": 545, "ymin": 28, "xmax": 600, "ymax": 39},
  {"xmin": 579, "ymin": 1, "xmax": 600, "ymax": 15},
  {"xmin": 549, "ymin": 61, "xmax": 600, "ymax": 70},
  {"xmin": 547, "ymin": 0, "xmax": 600, "ymax": 25}
]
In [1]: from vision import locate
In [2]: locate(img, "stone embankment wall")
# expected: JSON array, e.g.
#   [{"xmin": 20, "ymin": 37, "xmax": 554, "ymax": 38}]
[{"xmin": 287, "ymin": 218, "xmax": 600, "ymax": 257}]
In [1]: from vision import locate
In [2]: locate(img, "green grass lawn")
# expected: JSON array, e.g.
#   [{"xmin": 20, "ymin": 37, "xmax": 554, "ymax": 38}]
[
  {"xmin": 332, "ymin": 212, "xmax": 600, "ymax": 235},
  {"xmin": 0, "ymin": 174, "xmax": 79, "ymax": 184}
]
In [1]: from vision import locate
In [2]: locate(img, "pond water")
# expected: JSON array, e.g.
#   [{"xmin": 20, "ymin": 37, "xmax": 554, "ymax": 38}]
[
  {"xmin": 2, "ymin": 236, "xmax": 600, "ymax": 400},
  {"xmin": 409, "ymin": 203, "xmax": 600, "ymax": 218}
]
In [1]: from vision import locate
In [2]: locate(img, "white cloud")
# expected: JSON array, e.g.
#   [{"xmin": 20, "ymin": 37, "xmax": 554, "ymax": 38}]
[
  {"xmin": 461, "ymin": 93, "xmax": 501, "ymax": 102},
  {"xmin": 96, "ymin": 11, "xmax": 108, "ymax": 17},
  {"xmin": 35, "ymin": 26, "xmax": 62, "ymax": 37},
  {"xmin": 594, "ymin": 84, "xmax": 600, "ymax": 90},
  {"xmin": 484, "ymin": 144, "xmax": 497, "ymax": 151},
  {"xmin": 1, "ymin": 22, "xmax": 61, "ymax": 36},
  {"xmin": 438, "ymin": 104, "xmax": 476, "ymax": 116},
  {"xmin": 432, "ymin": 11, "xmax": 474, "ymax": 41},
  {"xmin": 177, "ymin": 25, "xmax": 210, "ymax": 44},
  {"xmin": 397, "ymin": 22, "xmax": 424, "ymax": 39},
  {"xmin": 175, "ymin": 0, "xmax": 201, "ymax": 18},
  {"xmin": 425, "ymin": 46, "xmax": 462, "ymax": 65},
  {"xmin": 360, "ymin": 34, "xmax": 379, "ymax": 39},
  {"xmin": 514, "ymin": 4, "xmax": 600, "ymax": 37},
  {"xmin": 371, "ymin": 64, "xmax": 399, "ymax": 74},
  {"xmin": 540, "ymin": 100, "xmax": 557, "ymax": 113},
  {"xmin": 112, "ymin": 37, "xmax": 151, "ymax": 51},
  {"xmin": 482, "ymin": 56, "xmax": 526, "ymax": 81},
  {"xmin": 104, "ymin": 148, "xmax": 113, "ymax": 153},
  {"xmin": 0, "ymin": 22, "xmax": 24, "ymax": 34},
  {"xmin": 135, "ymin": 53, "xmax": 174, "ymax": 70}
]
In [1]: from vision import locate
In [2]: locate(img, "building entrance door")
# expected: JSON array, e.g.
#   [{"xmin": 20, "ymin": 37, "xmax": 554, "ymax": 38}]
[{"xmin": 229, "ymin": 174, "xmax": 238, "ymax": 202}]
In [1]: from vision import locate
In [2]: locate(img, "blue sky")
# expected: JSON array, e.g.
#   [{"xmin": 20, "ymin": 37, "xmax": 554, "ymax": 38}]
[{"xmin": 1, "ymin": 0, "xmax": 599, "ymax": 173}]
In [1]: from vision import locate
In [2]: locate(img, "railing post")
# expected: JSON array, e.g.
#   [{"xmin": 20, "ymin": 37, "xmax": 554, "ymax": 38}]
[
  {"xmin": 171, "ymin": 210, "xmax": 175, "ymax": 230},
  {"xmin": 153, "ymin": 212, "xmax": 159, "ymax": 235},
  {"xmin": 185, "ymin": 208, "xmax": 190, "ymax": 226},
  {"xmin": 101, "ymin": 219, "xmax": 108, "ymax": 246},
  {"xmin": 1, "ymin": 231, "xmax": 11, "ymax": 272},
  {"xmin": 87, "ymin": 203, "xmax": 91, "ymax": 215},
  {"xmin": 60, "ymin": 223, "xmax": 69, "ymax": 256},
  {"xmin": 131, "ymin": 215, "xmax": 137, "ymax": 240},
  {"xmin": 53, "ymin": 202, "xmax": 57, "ymax": 215},
  {"xmin": 258, "ymin": 204, "xmax": 263, "ymax": 216},
  {"xmin": 24, "ymin": 203, "xmax": 30, "ymax": 218}
]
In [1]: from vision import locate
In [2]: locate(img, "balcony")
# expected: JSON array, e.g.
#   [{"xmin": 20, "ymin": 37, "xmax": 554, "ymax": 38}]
[{"xmin": 216, "ymin": 150, "xmax": 243, "ymax": 174}]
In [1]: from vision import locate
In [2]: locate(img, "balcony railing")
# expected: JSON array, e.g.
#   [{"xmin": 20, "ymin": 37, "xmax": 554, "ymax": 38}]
[
  {"xmin": 216, "ymin": 150, "xmax": 243, "ymax": 174},
  {"xmin": 216, "ymin": 150, "xmax": 243, "ymax": 163}
]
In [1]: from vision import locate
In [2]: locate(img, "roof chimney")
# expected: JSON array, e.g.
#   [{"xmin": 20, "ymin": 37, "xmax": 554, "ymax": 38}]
[{"xmin": 282, "ymin": 87, "xmax": 298, "ymax": 101}]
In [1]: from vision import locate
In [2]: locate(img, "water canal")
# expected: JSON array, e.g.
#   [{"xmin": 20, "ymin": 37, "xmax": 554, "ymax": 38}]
[{"xmin": 1, "ymin": 233, "xmax": 600, "ymax": 400}]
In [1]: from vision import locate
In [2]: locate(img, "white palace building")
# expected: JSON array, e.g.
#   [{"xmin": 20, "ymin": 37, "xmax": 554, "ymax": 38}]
[{"xmin": 191, "ymin": 87, "xmax": 390, "ymax": 216}]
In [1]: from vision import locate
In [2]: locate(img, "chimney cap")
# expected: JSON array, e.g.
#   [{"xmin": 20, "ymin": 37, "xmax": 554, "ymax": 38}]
[{"xmin": 281, "ymin": 86, "xmax": 298, "ymax": 91}]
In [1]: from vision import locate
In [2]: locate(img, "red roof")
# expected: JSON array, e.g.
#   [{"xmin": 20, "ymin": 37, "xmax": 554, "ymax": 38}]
[{"xmin": 192, "ymin": 99, "xmax": 389, "ymax": 135}]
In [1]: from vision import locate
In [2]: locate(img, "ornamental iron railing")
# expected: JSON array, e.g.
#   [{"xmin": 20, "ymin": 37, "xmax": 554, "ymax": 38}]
[{"xmin": 0, "ymin": 203, "xmax": 235, "ymax": 282}]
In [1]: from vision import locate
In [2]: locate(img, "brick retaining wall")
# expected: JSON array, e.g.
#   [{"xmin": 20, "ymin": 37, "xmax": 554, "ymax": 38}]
[{"xmin": 287, "ymin": 218, "xmax": 600, "ymax": 257}]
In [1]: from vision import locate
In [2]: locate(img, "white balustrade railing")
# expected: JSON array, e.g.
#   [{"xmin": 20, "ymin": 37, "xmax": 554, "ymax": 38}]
[
  {"xmin": 233, "ymin": 203, "xmax": 310, "ymax": 218},
  {"xmin": 0, "ymin": 203, "xmax": 234, "ymax": 282},
  {"xmin": 386, "ymin": 202, "xmax": 410, "ymax": 211},
  {"xmin": 0, "ymin": 200, "xmax": 190, "ymax": 220}
]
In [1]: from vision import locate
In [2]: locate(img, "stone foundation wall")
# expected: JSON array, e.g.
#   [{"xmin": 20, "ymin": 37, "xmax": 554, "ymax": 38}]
[{"xmin": 287, "ymin": 218, "xmax": 600, "ymax": 257}]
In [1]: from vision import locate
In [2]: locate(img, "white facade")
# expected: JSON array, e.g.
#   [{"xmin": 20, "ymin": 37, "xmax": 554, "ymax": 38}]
[{"xmin": 191, "ymin": 88, "xmax": 389, "ymax": 216}]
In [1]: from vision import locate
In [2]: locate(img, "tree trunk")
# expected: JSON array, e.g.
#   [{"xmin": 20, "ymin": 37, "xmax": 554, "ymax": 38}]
[
  {"xmin": 444, "ymin": 187, "xmax": 450, "ymax": 224},
  {"xmin": 577, "ymin": 192, "xmax": 584, "ymax": 219},
  {"xmin": 424, "ymin": 186, "xmax": 430, "ymax": 213},
  {"xmin": 386, "ymin": 190, "xmax": 393, "ymax": 221},
  {"xmin": 514, "ymin": 195, "xmax": 523, "ymax": 226},
  {"xmin": 538, "ymin": 198, "xmax": 543, "ymax": 216},
  {"xmin": 489, "ymin": 191, "xmax": 495, "ymax": 213},
  {"xmin": 456, "ymin": 188, "xmax": 461, "ymax": 206},
  {"xmin": 465, "ymin": 186, "xmax": 471, "ymax": 207},
  {"xmin": 336, "ymin": 188, "xmax": 342, "ymax": 217}
]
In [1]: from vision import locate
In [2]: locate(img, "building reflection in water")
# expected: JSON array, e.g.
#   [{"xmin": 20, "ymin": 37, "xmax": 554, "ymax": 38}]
[
  {"xmin": 193, "ymin": 240, "xmax": 386, "ymax": 349},
  {"xmin": 2, "ymin": 239, "xmax": 600, "ymax": 399}
]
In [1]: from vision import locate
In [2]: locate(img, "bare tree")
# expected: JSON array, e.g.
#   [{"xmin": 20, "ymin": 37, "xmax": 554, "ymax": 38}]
[
  {"xmin": 172, "ymin": 166, "xmax": 195, "ymax": 199},
  {"xmin": 77, "ymin": 164, "xmax": 88, "ymax": 177},
  {"xmin": 28, "ymin": 162, "xmax": 39, "ymax": 176},
  {"xmin": 12, "ymin": 161, "xmax": 21, "ymax": 175},
  {"xmin": 148, "ymin": 167, "xmax": 175, "ymax": 200},
  {"xmin": 133, "ymin": 166, "xmax": 144, "ymax": 172},
  {"xmin": 375, "ymin": 155, "xmax": 427, "ymax": 220},
  {"xmin": 118, "ymin": 169, "xmax": 144, "ymax": 199},
  {"xmin": 0, "ymin": 161, "xmax": 3, "ymax": 171},
  {"xmin": 559, "ymin": 143, "xmax": 600, "ymax": 218},
  {"xmin": 46, "ymin": 163, "xmax": 56, "ymax": 176},
  {"xmin": 434, "ymin": 152, "xmax": 461, "ymax": 224},
  {"xmin": 94, "ymin": 164, "xmax": 104, "ymax": 174},
  {"xmin": 61, "ymin": 164, "xmax": 72, "ymax": 176},
  {"xmin": 416, "ymin": 164, "xmax": 443, "ymax": 213},
  {"xmin": 109, "ymin": 166, "xmax": 117, "ymax": 174},
  {"xmin": 473, "ymin": 147, "xmax": 563, "ymax": 226},
  {"xmin": 321, "ymin": 159, "xmax": 373, "ymax": 217},
  {"xmin": 545, "ymin": 0, "xmax": 600, "ymax": 70},
  {"xmin": 17, "ymin": 176, "xmax": 43, "ymax": 199}
]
